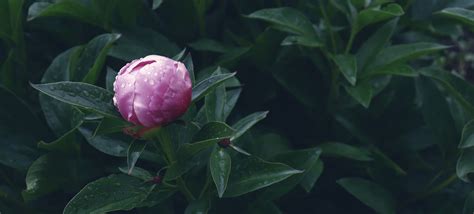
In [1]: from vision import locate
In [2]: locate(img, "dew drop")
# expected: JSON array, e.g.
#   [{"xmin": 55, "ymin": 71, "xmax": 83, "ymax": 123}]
[
  {"xmin": 121, "ymin": 83, "xmax": 125, "ymax": 88},
  {"xmin": 150, "ymin": 80, "xmax": 155, "ymax": 85}
]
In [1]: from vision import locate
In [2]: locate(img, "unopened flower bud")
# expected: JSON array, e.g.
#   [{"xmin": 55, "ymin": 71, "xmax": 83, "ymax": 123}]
[{"xmin": 113, "ymin": 55, "xmax": 192, "ymax": 128}]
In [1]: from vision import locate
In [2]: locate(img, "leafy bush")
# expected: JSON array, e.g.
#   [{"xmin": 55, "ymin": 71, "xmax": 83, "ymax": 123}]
[{"xmin": 2, "ymin": 0, "xmax": 474, "ymax": 213}]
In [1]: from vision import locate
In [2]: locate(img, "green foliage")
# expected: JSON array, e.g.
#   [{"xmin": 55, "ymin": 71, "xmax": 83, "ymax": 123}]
[{"xmin": 2, "ymin": 0, "xmax": 474, "ymax": 213}]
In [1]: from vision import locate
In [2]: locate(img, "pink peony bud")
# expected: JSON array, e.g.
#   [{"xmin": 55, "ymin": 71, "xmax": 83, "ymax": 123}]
[{"xmin": 113, "ymin": 55, "xmax": 192, "ymax": 128}]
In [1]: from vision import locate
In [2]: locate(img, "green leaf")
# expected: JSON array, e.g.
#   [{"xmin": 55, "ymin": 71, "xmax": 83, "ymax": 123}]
[
  {"xmin": 224, "ymin": 156, "xmax": 302, "ymax": 197},
  {"xmin": 337, "ymin": 177, "xmax": 396, "ymax": 214},
  {"xmin": 184, "ymin": 198, "xmax": 209, "ymax": 214},
  {"xmin": 138, "ymin": 187, "xmax": 177, "ymax": 208},
  {"xmin": 183, "ymin": 53, "xmax": 196, "ymax": 85},
  {"xmin": 127, "ymin": 141, "xmax": 147, "ymax": 175},
  {"xmin": 105, "ymin": 67, "xmax": 117, "ymax": 92},
  {"xmin": 27, "ymin": 1, "xmax": 101, "ymax": 28},
  {"xmin": 354, "ymin": 3, "xmax": 404, "ymax": 33},
  {"xmin": 0, "ymin": 86, "xmax": 42, "ymax": 171},
  {"xmin": 38, "ymin": 121, "xmax": 82, "ymax": 153},
  {"xmin": 152, "ymin": 0, "xmax": 163, "ymax": 10},
  {"xmin": 63, "ymin": 174, "xmax": 154, "ymax": 214},
  {"xmin": 172, "ymin": 48, "xmax": 187, "ymax": 61},
  {"xmin": 189, "ymin": 38, "xmax": 230, "ymax": 53},
  {"xmin": 79, "ymin": 127, "xmax": 129, "ymax": 157},
  {"xmin": 300, "ymin": 159, "xmax": 324, "ymax": 192},
  {"xmin": 460, "ymin": 120, "xmax": 474, "ymax": 148},
  {"xmin": 40, "ymin": 46, "xmax": 83, "ymax": 136},
  {"xmin": 259, "ymin": 148, "xmax": 321, "ymax": 200},
  {"xmin": 363, "ymin": 64, "xmax": 418, "ymax": 78},
  {"xmin": 205, "ymin": 68, "xmax": 226, "ymax": 121},
  {"xmin": 356, "ymin": 18, "xmax": 397, "ymax": 72},
  {"xmin": 75, "ymin": 33, "xmax": 121, "ymax": 84},
  {"xmin": 119, "ymin": 166, "xmax": 153, "ymax": 181},
  {"xmin": 369, "ymin": 43, "xmax": 448, "ymax": 69},
  {"xmin": 192, "ymin": 71, "xmax": 236, "ymax": 102},
  {"xmin": 458, "ymin": 147, "xmax": 474, "ymax": 182},
  {"xmin": 193, "ymin": 121, "xmax": 235, "ymax": 145},
  {"xmin": 108, "ymin": 28, "xmax": 179, "ymax": 61},
  {"xmin": 231, "ymin": 111, "xmax": 269, "ymax": 141},
  {"xmin": 439, "ymin": 7, "xmax": 474, "ymax": 27},
  {"xmin": 416, "ymin": 76, "xmax": 458, "ymax": 154},
  {"xmin": 246, "ymin": 7, "xmax": 316, "ymax": 36},
  {"xmin": 165, "ymin": 122, "xmax": 234, "ymax": 181},
  {"xmin": 333, "ymin": 54, "xmax": 357, "ymax": 85},
  {"xmin": 280, "ymin": 35, "xmax": 322, "ymax": 48},
  {"xmin": 22, "ymin": 154, "xmax": 78, "ymax": 201},
  {"xmin": 94, "ymin": 117, "xmax": 130, "ymax": 136},
  {"xmin": 210, "ymin": 148, "xmax": 231, "ymax": 198},
  {"xmin": 344, "ymin": 81, "xmax": 373, "ymax": 108},
  {"xmin": 420, "ymin": 67, "xmax": 474, "ymax": 116},
  {"xmin": 319, "ymin": 142, "xmax": 373, "ymax": 161},
  {"xmin": 31, "ymin": 81, "xmax": 119, "ymax": 118},
  {"xmin": 463, "ymin": 190, "xmax": 474, "ymax": 214}
]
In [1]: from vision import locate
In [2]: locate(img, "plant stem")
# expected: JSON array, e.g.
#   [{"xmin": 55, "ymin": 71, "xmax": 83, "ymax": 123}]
[
  {"xmin": 318, "ymin": 1, "xmax": 337, "ymax": 52},
  {"xmin": 345, "ymin": 30, "xmax": 355, "ymax": 54},
  {"xmin": 153, "ymin": 128, "xmax": 196, "ymax": 201}
]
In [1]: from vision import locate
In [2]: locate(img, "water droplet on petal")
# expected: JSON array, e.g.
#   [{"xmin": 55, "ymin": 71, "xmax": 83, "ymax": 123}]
[{"xmin": 121, "ymin": 83, "xmax": 125, "ymax": 88}]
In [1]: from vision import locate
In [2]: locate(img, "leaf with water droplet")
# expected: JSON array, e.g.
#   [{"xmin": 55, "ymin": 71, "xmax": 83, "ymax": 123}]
[{"xmin": 31, "ymin": 81, "xmax": 120, "ymax": 118}]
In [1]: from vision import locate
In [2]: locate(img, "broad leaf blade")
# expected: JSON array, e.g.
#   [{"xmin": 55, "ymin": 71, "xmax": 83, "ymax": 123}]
[
  {"xmin": 337, "ymin": 177, "xmax": 396, "ymax": 214},
  {"xmin": 210, "ymin": 148, "xmax": 231, "ymax": 198},
  {"xmin": 31, "ymin": 82, "xmax": 119, "ymax": 118},
  {"xmin": 192, "ymin": 72, "xmax": 236, "ymax": 102},
  {"xmin": 333, "ymin": 54, "xmax": 357, "ymax": 85}
]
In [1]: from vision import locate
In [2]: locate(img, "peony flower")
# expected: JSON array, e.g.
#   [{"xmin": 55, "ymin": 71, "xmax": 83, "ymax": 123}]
[{"xmin": 113, "ymin": 55, "xmax": 192, "ymax": 128}]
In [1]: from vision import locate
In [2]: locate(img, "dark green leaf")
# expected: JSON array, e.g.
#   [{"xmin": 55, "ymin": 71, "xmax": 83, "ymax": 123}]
[
  {"xmin": 231, "ymin": 111, "xmax": 269, "ymax": 140},
  {"xmin": 63, "ymin": 174, "xmax": 154, "ymax": 214},
  {"xmin": 369, "ymin": 43, "xmax": 448, "ymax": 69},
  {"xmin": 210, "ymin": 148, "xmax": 231, "ymax": 198},
  {"xmin": 189, "ymin": 38, "xmax": 230, "ymax": 53},
  {"xmin": 337, "ymin": 177, "xmax": 396, "ymax": 214},
  {"xmin": 75, "ymin": 34, "xmax": 121, "ymax": 84},
  {"xmin": 27, "ymin": 1, "xmax": 100, "ymax": 27},
  {"xmin": 246, "ymin": 7, "xmax": 316, "ymax": 36},
  {"xmin": 192, "ymin": 72, "xmax": 236, "ymax": 102},
  {"xmin": 363, "ymin": 64, "xmax": 418, "ymax": 78},
  {"xmin": 333, "ymin": 54, "xmax": 357, "ymax": 85},
  {"xmin": 356, "ymin": 19, "xmax": 398, "ymax": 72},
  {"xmin": 300, "ymin": 160, "xmax": 324, "ymax": 192},
  {"xmin": 109, "ymin": 28, "xmax": 179, "ymax": 61},
  {"xmin": 193, "ymin": 121, "xmax": 235, "ymax": 145},
  {"xmin": 259, "ymin": 148, "xmax": 321, "ymax": 200},
  {"xmin": 319, "ymin": 142, "xmax": 373, "ymax": 161},
  {"xmin": 420, "ymin": 67, "xmax": 474, "ymax": 116},
  {"xmin": 344, "ymin": 81, "xmax": 373, "ymax": 108},
  {"xmin": 184, "ymin": 198, "xmax": 209, "ymax": 214},
  {"xmin": 355, "ymin": 3, "xmax": 404, "ymax": 33},
  {"xmin": 224, "ymin": 156, "xmax": 302, "ymax": 197},
  {"xmin": 280, "ymin": 35, "xmax": 322, "ymax": 48},
  {"xmin": 458, "ymin": 146, "xmax": 474, "ymax": 182},
  {"xmin": 94, "ymin": 117, "xmax": 130, "ymax": 136},
  {"xmin": 31, "ymin": 82, "xmax": 119, "ymax": 118},
  {"xmin": 463, "ymin": 190, "xmax": 474, "ymax": 214},
  {"xmin": 105, "ymin": 67, "xmax": 117, "ymax": 92},
  {"xmin": 119, "ymin": 166, "xmax": 153, "ymax": 181},
  {"xmin": 37, "ymin": 121, "xmax": 82, "ymax": 153},
  {"xmin": 439, "ymin": 7, "xmax": 474, "ymax": 27},
  {"xmin": 127, "ymin": 141, "xmax": 147, "ymax": 175},
  {"xmin": 416, "ymin": 76, "xmax": 457, "ymax": 154},
  {"xmin": 460, "ymin": 120, "xmax": 474, "ymax": 148},
  {"xmin": 152, "ymin": 0, "xmax": 163, "ymax": 10},
  {"xmin": 205, "ymin": 68, "xmax": 226, "ymax": 121}
]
